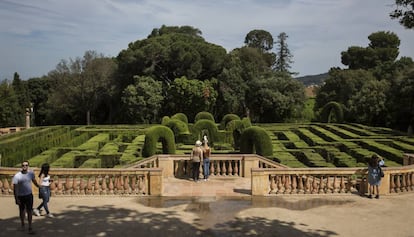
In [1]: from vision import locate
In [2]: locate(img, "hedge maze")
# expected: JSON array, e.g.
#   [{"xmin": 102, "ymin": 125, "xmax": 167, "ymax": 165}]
[{"xmin": 1, "ymin": 120, "xmax": 413, "ymax": 169}]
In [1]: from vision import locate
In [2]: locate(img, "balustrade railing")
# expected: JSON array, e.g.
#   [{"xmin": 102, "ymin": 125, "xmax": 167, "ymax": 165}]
[
  {"xmin": 252, "ymin": 165, "xmax": 414, "ymax": 196},
  {"xmin": 0, "ymin": 167, "xmax": 163, "ymax": 196}
]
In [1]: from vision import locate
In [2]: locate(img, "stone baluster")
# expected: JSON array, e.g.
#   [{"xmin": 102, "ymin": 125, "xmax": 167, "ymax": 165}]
[
  {"xmin": 138, "ymin": 175, "xmax": 146, "ymax": 194},
  {"xmin": 210, "ymin": 160, "xmax": 215, "ymax": 176},
  {"xmin": 116, "ymin": 176, "xmax": 123, "ymax": 194},
  {"xmin": 411, "ymin": 172, "xmax": 414, "ymax": 191},
  {"xmin": 101, "ymin": 176, "xmax": 108, "ymax": 195},
  {"xmin": 297, "ymin": 175, "xmax": 304, "ymax": 194},
  {"xmin": 304, "ymin": 176, "xmax": 311, "ymax": 194},
  {"xmin": 291, "ymin": 175, "xmax": 297, "ymax": 194},
  {"xmin": 318, "ymin": 176, "xmax": 325, "ymax": 194},
  {"xmin": 228, "ymin": 161, "xmax": 233, "ymax": 176},
  {"xmin": 234, "ymin": 160, "xmax": 239, "ymax": 176},
  {"xmin": 222, "ymin": 161, "xmax": 227, "ymax": 176},
  {"xmin": 57, "ymin": 176, "xmax": 63, "ymax": 195},
  {"xmin": 326, "ymin": 176, "xmax": 333, "ymax": 193},
  {"xmin": 269, "ymin": 175, "xmax": 277, "ymax": 194},
  {"xmin": 131, "ymin": 175, "xmax": 137, "ymax": 194},
  {"xmin": 340, "ymin": 176, "xmax": 346, "ymax": 193},
  {"xmin": 65, "ymin": 176, "xmax": 72, "ymax": 195},
  {"xmin": 333, "ymin": 176, "xmax": 339, "ymax": 193},
  {"xmin": 284, "ymin": 175, "xmax": 291, "ymax": 194},
  {"xmin": 86, "ymin": 176, "xmax": 93, "ymax": 194},
  {"xmin": 78, "ymin": 177, "xmax": 85, "ymax": 195},
  {"xmin": 108, "ymin": 175, "xmax": 114, "ymax": 194},
  {"xmin": 401, "ymin": 173, "xmax": 407, "ymax": 192},
  {"xmin": 94, "ymin": 176, "xmax": 100, "ymax": 195},
  {"xmin": 390, "ymin": 174, "xmax": 396, "ymax": 193},
  {"xmin": 395, "ymin": 174, "xmax": 401, "ymax": 193},
  {"xmin": 277, "ymin": 175, "xmax": 284, "ymax": 194},
  {"xmin": 2, "ymin": 177, "xmax": 10, "ymax": 195},
  {"xmin": 124, "ymin": 176, "xmax": 131, "ymax": 194},
  {"xmin": 311, "ymin": 176, "xmax": 318, "ymax": 194}
]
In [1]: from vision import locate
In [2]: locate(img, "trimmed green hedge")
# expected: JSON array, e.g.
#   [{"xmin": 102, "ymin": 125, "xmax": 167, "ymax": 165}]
[
  {"xmin": 194, "ymin": 111, "xmax": 215, "ymax": 123},
  {"xmin": 240, "ymin": 126, "xmax": 273, "ymax": 157},
  {"xmin": 142, "ymin": 126, "xmax": 176, "ymax": 157}
]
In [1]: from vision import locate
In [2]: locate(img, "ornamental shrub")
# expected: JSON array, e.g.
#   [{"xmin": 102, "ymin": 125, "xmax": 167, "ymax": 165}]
[
  {"xmin": 194, "ymin": 111, "xmax": 215, "ymax": 123},
  {"xmin": 220, "ymin": 114, "xmax": 241, "ymax": 130},
  {"xmin": 193, "ymin": 119, "xmax": 219, "ymax": 145},
  {"xmin": 171, "ymin": 113, "xmax": 188, "ymax": 124},
  {"xmin": 240, "ymin": 126, "xmax": 273, "ymax": 157},
  {"xmin": 320, "ymin": 101, "xmax": 344, "ymax": 123},
  {"xmin": 142, "ymin": 125, "xmax": 176, "ymax": 157}
]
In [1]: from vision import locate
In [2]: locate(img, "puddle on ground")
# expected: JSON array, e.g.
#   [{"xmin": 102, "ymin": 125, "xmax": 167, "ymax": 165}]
[{"xmin": 137, "ymin": 196, "xmax": 355, "ymax": 212}]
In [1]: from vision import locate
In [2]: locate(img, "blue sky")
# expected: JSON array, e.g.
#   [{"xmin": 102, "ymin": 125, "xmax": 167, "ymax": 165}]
[{"xmin": 0, "ymin": 0, "xmax": 413, "ymax": 80}]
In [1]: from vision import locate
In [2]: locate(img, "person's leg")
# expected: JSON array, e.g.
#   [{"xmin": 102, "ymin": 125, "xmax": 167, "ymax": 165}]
[
  {"xmin": 43, "ymin": 188, "xmax": 50, "ymax": 214},
  {"xmin": 18, "ymin": 201, "xmax": 25, "ymax": 228},
  {"xmin": 375, "ymin": 185, "xmax": 380, "ymax": 198},
  {"xmin": 205, "ymin": 159, "xmax": 210, "ymax": 179},
  {"xmin": 368, "ymin": 184, "xmax": 373, "ymax": 198},
  {"xmin": 26, "ymin": 194, "xmax": 34, "ymax": 231},
  {"xmin": 192, "ymin": 162, "xmax": 197, "ymax": 181}
]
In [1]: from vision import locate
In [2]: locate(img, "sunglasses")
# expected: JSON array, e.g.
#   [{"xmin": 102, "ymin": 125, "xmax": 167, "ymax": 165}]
[{"xmin": 22, "ymin": 164, "xmax": 29, "ymax": 167}]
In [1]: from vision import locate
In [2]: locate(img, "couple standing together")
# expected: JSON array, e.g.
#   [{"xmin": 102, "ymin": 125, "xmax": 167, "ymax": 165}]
[
  {"xmin": 190, "ymin": 136, "xmax": 211, "ymax": 182},
  {"xmin": 12, "ymin": 161, "xmax": 54, "ymax": 234}
]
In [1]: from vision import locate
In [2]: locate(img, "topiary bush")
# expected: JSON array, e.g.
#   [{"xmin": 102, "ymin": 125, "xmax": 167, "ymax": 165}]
[
  {"xmin": 240, "ymin": 126, "xmax": 273, "ymax": 157},
  {"xmin": 220, "ymin": 114, "xmax": 241, "ymax": 130},
  {"xmin": 142, "ymin": 125, "xmax": 176, "ymax": 157},
  {"xmin": 193, "ymin": 119, "xmax": 219, "ymax": 145},
  {"xmin": 171, "ymin": 113, "xmax": 188, "ymax": 124},
  {"xmin": 161, "ymin": 116, "xmax": 170, "ymax": 125},
  {"xmin": 164, "ymin": 119, "xmax": 190, "ymax": 143},
  {"xmin": 194, "ymin": 111, "xmax": 215, "ymax": 123},
  {"xmin": 320, "ymin": 101, "xmax": 344, "ymax": 123}
]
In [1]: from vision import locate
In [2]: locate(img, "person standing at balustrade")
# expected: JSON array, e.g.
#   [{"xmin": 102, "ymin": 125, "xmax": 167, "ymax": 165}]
[
  {"xmin": 202, "ymin": 140, "xmax": 211, "ymax": 181},
  {"xmin": 33, "ymin": 163, "xmax": 54, "ymax": 218},
  {"xmin": 190, "ymin": 140, "xmax": 203, "ymax": 182},
  {"xmin": 367, "ymin": 154, "xmax": 384, "ymax": 199},
  {"xmin": 12, "ymin": 161, "xmax": 39, "ymax": 234}
]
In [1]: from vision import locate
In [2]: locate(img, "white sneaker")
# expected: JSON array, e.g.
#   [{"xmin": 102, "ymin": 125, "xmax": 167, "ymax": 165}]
[
  {"xmin": 47, "ymin": 213, "xmax": 54, "ymax": 218},
  {"xmin": 33, "ymin": 209, "xmax": 40, "ymax": 216}
]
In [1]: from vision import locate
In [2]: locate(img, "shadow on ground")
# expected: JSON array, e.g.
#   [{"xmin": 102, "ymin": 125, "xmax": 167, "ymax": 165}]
[{"xmin": 0, "ymin": 197, "xmax": 343, "ymax": 237}]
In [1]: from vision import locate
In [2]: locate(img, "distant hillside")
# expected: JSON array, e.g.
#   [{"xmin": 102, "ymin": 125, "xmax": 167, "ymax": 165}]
[{"xmin": 295, "ymin": 72, "xmax": 328, "ymax": 86}]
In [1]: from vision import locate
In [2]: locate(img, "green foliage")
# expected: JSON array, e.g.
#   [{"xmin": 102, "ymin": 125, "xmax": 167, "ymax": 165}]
[
  {"xmin": 142, "ymin": 125, "xmax": 176, "ymax": 157},
  {"xmin": 0, "ymin": 80, "xmax": 21, "ymax": 127},
  {"xmin": 164, "ymin": 119, "xmax": 190, "ymax": 143},
  {"xmin": 244, "ymin": 29, "xmax": 274, "ymax": 52},
  {"xmin": 240, "ymin": 126, "xmax": 273, "ymax": 157},
  {"xmin": 320, "ymin": 102, "xmax": 344, "ymax": 123},
  {"xmin": 220, "ymin": 114, "xmax": 241, "ymax": 130},
  {"xmin": 193, "ymin": 119, "xmax": 219, "ymax": 145},
  {"xmin": 171, "ymin": 113, "xmax": 188, "ymax": 124},
  {"xmin": 165, "ymin": 77, "xmax": 218, "ymax": 120},
  {"xmin": 121, "ymin": 76, "xmax": 164, "ymax": 123},
  {"xmin": 390, "ymin": 0, "xmax": 414, "ymax": 29},
  {"xmin": 161, "ymin": 116, "xmax": 170, "ymax": 125},
  {"xmin": 194, "ymin": 111, "xmax": 215, "ymax": 123}
]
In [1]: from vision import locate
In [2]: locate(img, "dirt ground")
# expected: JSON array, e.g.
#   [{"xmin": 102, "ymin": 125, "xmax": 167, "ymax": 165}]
[{"xmin": 0, "ymin": 193, "xmax": 413, "ymax": 237}]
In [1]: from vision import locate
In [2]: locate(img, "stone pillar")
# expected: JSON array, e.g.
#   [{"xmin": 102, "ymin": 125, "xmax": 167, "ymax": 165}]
[
  {"xmin": 242, "ymin": 155, "xmax": 259, "ymax": 178},
  {"xmin": 149, "ymin": 170, "xmax": 163, "ymax": 196},
  {"xmin": 251, "ymin": 169, "xmax": 268, "ymax": 196},
  {"xmin": 158, "ymin": 156, "xmax": 174, "ymax": 178},
  {"xmin": 379, "ymin": 172, "xmax": 390, "ymax": 195},
  {"xmin": 25, "ymin": 109, "xmax": 30, "ymax": 128}
]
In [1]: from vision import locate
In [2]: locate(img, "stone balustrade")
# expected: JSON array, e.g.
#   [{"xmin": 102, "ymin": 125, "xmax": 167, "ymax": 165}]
[
  {"xmin": 0, "ymin": 167, "xmax": 163, "ymax": 196},
  {"xmin": 251, "ymin": 165, "xmax": 414, "ymax": 196},
  {"xmin": 1, "ymin": 155, "xmax": 414, "ymax": 197}
]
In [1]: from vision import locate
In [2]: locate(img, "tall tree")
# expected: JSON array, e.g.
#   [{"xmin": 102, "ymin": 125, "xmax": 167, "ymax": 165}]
[
  {"xmin": 244, "ymin": 29, "xmax": 274, "ymax": 52},
  {"xmin": 121, "ymin": 76, "xmax": 164, "ymax": 124},
  {"xmin": 341, "ymin": 31, "xmax": 400, "ymax": 70},
  {"xmin": 46, "ymin": 51, "xmax": 117, "ymax": 125},
  {"xmin": 274, "ymin": 32, "xmax": 294, "ymax": 74},
  {"xmin": 0, "ymin": 80, "xmax": 21, "ymax": 127},
  {"xmin": 390, "ymin": 0, "xmax": 414, "ymax": 29}
]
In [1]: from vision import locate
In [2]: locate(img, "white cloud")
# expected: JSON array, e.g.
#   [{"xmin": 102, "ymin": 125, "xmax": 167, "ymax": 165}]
[{"xmin": 0, "ymin": 0, "xmax": 413, "ymax": 79}]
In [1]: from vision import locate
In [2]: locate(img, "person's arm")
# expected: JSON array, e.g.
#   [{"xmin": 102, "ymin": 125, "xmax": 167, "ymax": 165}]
[
  {"xmin": 13, "ymin": 181, "xmax": 20, "ymax": 205},
  {"xmin": 31, "ymin": 171, "xmax": 39, "ymax": 188}
]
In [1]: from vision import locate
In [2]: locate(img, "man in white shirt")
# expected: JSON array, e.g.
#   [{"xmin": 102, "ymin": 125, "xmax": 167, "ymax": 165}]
[{"xmin": 12, "ymin": 161, "xmax": 39, "ymax": 234}]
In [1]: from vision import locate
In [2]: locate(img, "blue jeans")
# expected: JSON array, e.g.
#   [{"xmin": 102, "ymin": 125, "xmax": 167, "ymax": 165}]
[
  {"xmin": 37, "ymin": 186, "xmax": 51, "ymax": 214},
  {"xmin": 203, "ymin": 158, "xmax": 210, "ymax": 179}
]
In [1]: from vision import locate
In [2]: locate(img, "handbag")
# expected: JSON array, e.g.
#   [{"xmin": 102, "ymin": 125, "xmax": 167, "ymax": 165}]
[{"xmin": 378, "ymin": 166, "xmax": 384, "ymax": 178}]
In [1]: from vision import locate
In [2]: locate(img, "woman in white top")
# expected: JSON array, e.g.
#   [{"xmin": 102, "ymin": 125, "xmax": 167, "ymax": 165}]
[{"xmin": 33, "ymin": 163, "xmax": 53, "ymax": 217}]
